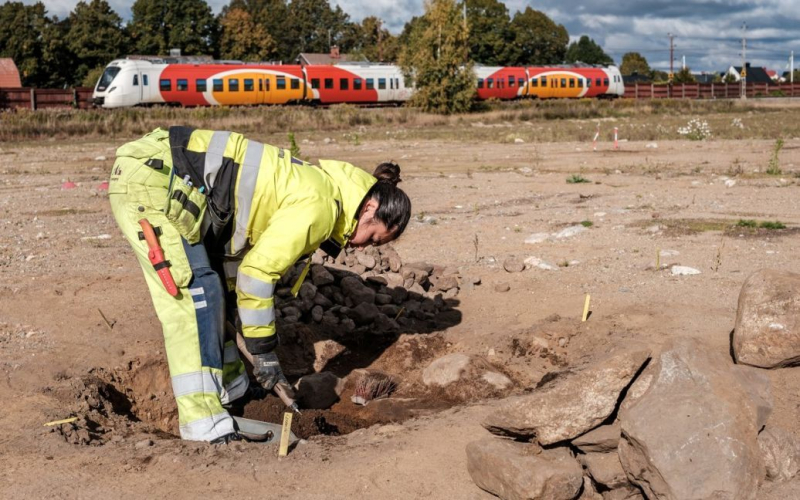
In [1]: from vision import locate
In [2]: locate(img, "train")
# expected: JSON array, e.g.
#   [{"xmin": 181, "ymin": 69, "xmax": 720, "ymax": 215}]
[{"xmin": 91, "ymin": 57, "xmax": 624, "ymax": 108}]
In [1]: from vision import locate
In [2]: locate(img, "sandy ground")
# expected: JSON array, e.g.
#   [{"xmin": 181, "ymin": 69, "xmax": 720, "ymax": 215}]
[{"xmin": 1, "ymin": 121, "xmax": 799, "ymax": 498}]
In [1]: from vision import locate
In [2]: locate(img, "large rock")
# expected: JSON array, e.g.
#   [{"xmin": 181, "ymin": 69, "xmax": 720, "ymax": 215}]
[
  {"xmin": 482, "ymin": 348, "xmax": 651, "ymax": 444},
  {"xmin": 466, "ymin": 438, "xmax": 583, "ymax": 500},
  {"xmin": 294, "ymin": 372, "xmax": 345, "ymax": 409},
  {"xmin": 618, "ymin": 338, "xmax": 769, "ymax": 500},
  {"xmin": 340, "ymin": 276, "xmax": 375, "ymax": 305},
  {"xmin": 733, "ymin": 269, "xmax": 800, "ymax": 368},
  {"xmin": 579, "ymin": 452, "xmax": 629, "ymax": 489},
  {"xmin": 572, "ymin": 422, "xmax": 621, "ymax": 453},
  {"xmin": 759, "ymin": 427, "xmax": 800, "ymax": 482}
]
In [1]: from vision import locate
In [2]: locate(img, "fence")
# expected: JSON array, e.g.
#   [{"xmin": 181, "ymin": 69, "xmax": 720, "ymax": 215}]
[
  {"xmin": 2, "ymin": 83, "xmax": 800, "ymax": 110},
  {"xmin": 622, "ymin": 82, "xmax": 800, "ymax": 99},
  {"xmin": 0, "ymin": 87, "xmax": 94, "ymax": 110}
]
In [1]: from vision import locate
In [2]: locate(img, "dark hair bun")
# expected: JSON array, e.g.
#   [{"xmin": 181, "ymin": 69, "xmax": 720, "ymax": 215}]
[{"xmin": 373, "ymin": 162, "xmax": 401, "ymax": 187}]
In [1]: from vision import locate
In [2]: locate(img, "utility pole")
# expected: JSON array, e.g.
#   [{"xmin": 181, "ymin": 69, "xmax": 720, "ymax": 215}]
[
  {"xmin": 668, "ymin": 33, "xmax": 675, "ymax": 82},
  {"xmin": 791, "ymin": 51, "xmax": 795, "ymax": 83},
  {"xmin": 741, "ymin": 23, "xmax": 747, "ymax": 99}
]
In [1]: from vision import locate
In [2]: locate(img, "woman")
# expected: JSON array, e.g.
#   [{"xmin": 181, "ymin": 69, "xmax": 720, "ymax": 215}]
[{"xmin": 109, "ymin": 127, "xmax": 411, "ymax": 443}]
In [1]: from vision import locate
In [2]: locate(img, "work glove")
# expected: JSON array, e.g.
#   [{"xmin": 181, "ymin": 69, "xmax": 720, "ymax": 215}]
[{"xmin": 252, "ymin": 351, "xmax": 288, "ymax": 391}]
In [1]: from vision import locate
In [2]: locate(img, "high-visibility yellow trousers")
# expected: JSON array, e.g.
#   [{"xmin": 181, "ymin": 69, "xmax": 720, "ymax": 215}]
[{"xmin": 109, "ymin": 132, "xmax": 248, "ymax": 442}]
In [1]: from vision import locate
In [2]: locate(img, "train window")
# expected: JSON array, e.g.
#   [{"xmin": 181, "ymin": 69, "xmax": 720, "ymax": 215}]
[
  {"xmin": 324, "ymin": 78, "xmax": 333, "ymax": 89},
  {"xmin": 604, "ymin": 78, "xmax": 609, "ymax": 86},
  {"xmin": 143, "ymin": 75, "xmax": 148, "ymax": 86},
  {"xmin": 310, "ymin": 78, "xmax": 319, "ymax": 89},
  {"xmin": 569, "ymin": 78, "xmax": 575, "ymax": 88},
  {"xmin": 531, "ymin": 78, "xmax": 538, "ymax": 88},
  {"xmin": 487, "ymin": 78, "xmax": 494, "ymax": 88},
  {"xmin": 196, "ymin": 79, "xmax": 207, "ymax": 92},
  {"xmin": 366, "ymin": 78, "xmax": 374, "ymax": 90},
  {"xmin": 354, "ymin": 78, "xmax": 362, "ymax": 90},
  {"xmin": 578, "ymin": 79, "xmax": 583, "ymax": 88},
  {"xmin": 378, "ymin": 78, "xmax": 386, "ymax": 89},
  {"xmin": 291, "ymin": 79, "xmax": 300, "ymax": 90},
  {"xmin": 213, "ymin": 79, "xmax": 223, "ymax": 92},
  {"xmin": 477, "ymin": 79, "xmax": 484, "ymax": 89},
  {"xmin": 509, "ymin": 76, "xmax": 514, "ymax": 87},
  {"xmin": 396, "ymin": 78, "xmax": 400, "ymax": 89},
  {"xmin": 518, "ymin": 78, "xmax": 524, "ymax": 87},
  {"xmin": 561, "ymin": 78, "xmax": 566, "ymax": 87},
  {"xmin": 541, "ymin": 76, "xmax": 547, "ymax": 86},
  {"xmin": 390, "ymin": 78, "xmax": 394, "ymax": 89},
  {"xmin": 229, "ymin": 79, "xmax": 239, "ymax": 92},
  {"xmin": 596, "ymin": 78, "xmax": 601, "ymax": 86},
  {"xmin": 177, "ymin": 79, "xmax": 188, "ymax": 91},
  {"xmin": 340, "ymin": 78, "xmax": 349, "ymax": 90},
  {"xmin": 276, "ymin": 77, "xmax": 286, "ymax": 90},
  {"xmin": 159, "ymin": 79, "xmax": 171, "ymax": 91},
  {"xmin": 586, "ymin": 79, "xmax": 591, "ymax": 88},
  {"xmin": 265, "ymin": 79, "xmax": 270, "ymax": 91},
  {"xmin": 133, "ymin": 75, "xmax": 138, "ymax": 86},
  {"xmin": 244, "ymin": 79, "xmax": 254, "ymax": 91},
  {"xmin": 259, "ymin": 79, "xmax": 263, "ymax": 92}
]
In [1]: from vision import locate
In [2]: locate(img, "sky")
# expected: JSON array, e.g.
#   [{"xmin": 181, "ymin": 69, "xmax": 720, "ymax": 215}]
[{"xmin": 28, "ymin": 0, "xmax": 800, "ymax": 73}]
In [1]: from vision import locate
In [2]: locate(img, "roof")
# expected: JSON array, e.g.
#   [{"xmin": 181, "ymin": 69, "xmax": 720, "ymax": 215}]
[
  {"xmin": 298, "ymin": 53, "xmax": 356, "ymax": 65},
  {"xmin": 731, "ymin": 65, "xmax": 774, "ymax": 84},
  {"xmin": 0, "ymin": 58, "xmax": 22, "ymax": 88}
]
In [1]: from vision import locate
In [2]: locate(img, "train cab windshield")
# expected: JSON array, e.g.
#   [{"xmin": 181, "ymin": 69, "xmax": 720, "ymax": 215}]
[{"xmin": 96, "ymin": 67, "xmax": 121, "ymax": 91}]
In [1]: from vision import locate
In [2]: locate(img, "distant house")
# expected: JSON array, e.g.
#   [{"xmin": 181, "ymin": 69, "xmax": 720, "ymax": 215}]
[
  {"xmin": 297, "ymin": 46, "xmax": 360, "ymax": 66},
  {"xmin": 0, "ymin": 58, "xmax": 22, "ymax": 88},
  {"xmin": 724, "ymin": 63, "xmax": 774, "ymax": 84},
  {"xmin": 766, "ymin": 69, "xmax": 778, "ymax": 81}
]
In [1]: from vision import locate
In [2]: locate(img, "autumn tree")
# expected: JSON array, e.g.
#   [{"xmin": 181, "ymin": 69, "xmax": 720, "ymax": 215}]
[
  {"xmin": 219, "ymin": 8, "xmax": 275, "ymax": 60},
  {"xmin": 673, "ymin": 67, "xmax": 696, "ymax": 83},
  {"xmin": 284, "ymin": 0, "xmax": 351, "ymax": 61},
  {"xmin": 565, "ymin": 35, "xmax": 613, "ymax": 65},
  {"xmin": 620, "ymin": 52, "xmax": 650, "ymax": 76},
  {"xmin": 399, "ymin": 0, "xmax": 474, "ymax": 114},
  {"xmin": 347, "ymin": 16, "xmax": 399, "ymax": 62},
  {"xmin": 223, "ymin": 0, "xmax": 290, "ymax": 60},
  {"xmin": 465, "ymin": 0, "xmax": 515, "ymax": 65},
  {"xmin": 67, "ymin": 0, "xmax": 128, "ymax": 84},
  {"xmin": 129, "ymin": 0, "xmax": 218, "ymax": 55},
  {"xmin": 508, "ymin": 7, "xmax": 568, "ymax": 65}
]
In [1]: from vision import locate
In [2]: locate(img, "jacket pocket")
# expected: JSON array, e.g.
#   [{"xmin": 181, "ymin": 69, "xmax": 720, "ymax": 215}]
[{"xmin": 164, "ymin": 172, "xmax": 207, "ymax": 245}]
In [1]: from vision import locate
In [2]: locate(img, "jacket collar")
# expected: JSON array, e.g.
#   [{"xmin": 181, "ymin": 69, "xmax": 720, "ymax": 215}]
[{"xmin": 318, "ymin": 160, "xmax": 377, "ymax": 254}]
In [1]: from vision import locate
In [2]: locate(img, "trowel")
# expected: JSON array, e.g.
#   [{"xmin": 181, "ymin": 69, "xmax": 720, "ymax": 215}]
[{"xmin": 232, "ymin": 415, "xmax": 298, "ymax": 445}]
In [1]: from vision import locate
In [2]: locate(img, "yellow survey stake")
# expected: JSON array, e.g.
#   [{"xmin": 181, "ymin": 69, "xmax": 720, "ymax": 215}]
[
  {"xmin": 582, "ymin": 294, "xmax": 591, "ymax": 322},
  {"xmin": 279, "ymin": 412, "xmax": 293, "ymax": 457}
]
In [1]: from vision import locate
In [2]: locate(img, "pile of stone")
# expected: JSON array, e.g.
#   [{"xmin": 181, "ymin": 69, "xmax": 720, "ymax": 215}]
[
  {"xmin": 272, "ymin": 244, "xmax": 462, "ymax": 336},
  {"xmin": 466, "ymin": 268, "xmax": 800, "ymax": 499}
]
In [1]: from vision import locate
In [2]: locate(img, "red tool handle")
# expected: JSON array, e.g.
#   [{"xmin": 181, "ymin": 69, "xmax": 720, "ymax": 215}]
[{"xmin": 138, "ymin": 219, "xmax": 179, "ymax": 297}]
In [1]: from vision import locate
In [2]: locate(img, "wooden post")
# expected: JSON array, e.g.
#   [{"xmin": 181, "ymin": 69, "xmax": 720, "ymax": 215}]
[
  {"xmin": 72, "ymin": 88, "xmax": 78, "ymax": 108},
  {"xmin": 30, "ymin": 88, "xmax": 36, "ymax": 110}
]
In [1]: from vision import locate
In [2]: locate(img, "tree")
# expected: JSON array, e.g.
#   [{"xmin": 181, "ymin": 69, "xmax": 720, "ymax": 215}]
[
  {"xmin": 565, "ymin": 35, "xmax": 613, "ymax": 65},
  {"xmin": 0, "ymin": 2, "xmax": 47, "ymax": 86},
  {"xmin": 465, "ymin": 0, "xmax": 515, "ymax": 66},
  {"xmin": 284, "ymin": 0, "xmax": 351, "ymax": 61},
  {"xmin": 673, "ymin": 67, "xmax": 696, "ymax": 83},
  {"xmin": 399, "ymin": 0, "xmax": 474, "ymax": 114},
  {"xmin": 67, "ymin": 0, "xmax": 127, "ymax": 85},
  {"xmin": 129, "ymin": 0, "xmax": 218, "ymax": 55},
  {"xmin": 723, "ymin": 71, "xmax": 738, "ymax": 84},
  {"xmin": 223, "ymin": 0, "xmax": 290, "ymax": 61},
  {"xmin": 219, "ymin": 8, "xmax": 275, "ymax": 61},
  {"xmin": 508, "ymin": 7, "xmax": 568, "ymax": 65},
  {"xmin": 620, "ymin": 52, "xmax": 650, "ymax": 76}
]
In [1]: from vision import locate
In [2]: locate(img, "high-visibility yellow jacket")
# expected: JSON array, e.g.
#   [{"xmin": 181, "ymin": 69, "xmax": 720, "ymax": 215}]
[{"xmin": 167, "ymin": 127, "xmax": 377, "ymax": 354}]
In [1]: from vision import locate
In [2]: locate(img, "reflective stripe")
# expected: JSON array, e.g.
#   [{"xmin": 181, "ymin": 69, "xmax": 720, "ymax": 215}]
[
  {"xmin": 238, "ymin": 305, "xmax": 275, "ymax": 326},
  {"xmin": 193, "ymin": 300, "xmax": 208, "ymax": 309},
  {"xmin": 171, "ymin": 370, "xmax": 224, "ymax": 399},
  {"xmin": 189, "ymin": 287, "xmax": 204, "ymax": 296},
  {"xmin": 178, "ymin": 412, "xmax": 234, "ymax": 442},
  {"xmin": 222, "ymin": 259, "xmax": 241, "ymax": 280},
  {"xmin": 203, "ymin": 131, "xmax": 231, "ymax": 189},
  {"xmin": 232, "ymin": 140, "xmax": 264, "ymax": 253},
  {"xmin": 237, "ymin": 271, "xmax": 274, "ymax": 299},
  {"xmin": 220, "ymin": 372, "xmax": 249, "ymax": 405}
]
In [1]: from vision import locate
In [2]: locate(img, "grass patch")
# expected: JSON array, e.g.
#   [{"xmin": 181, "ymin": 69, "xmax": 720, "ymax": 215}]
[
  {"xmin": 580, "ymin": 220, "xmax": 593, "ymax": 227},
  {"xmin": 759, "ymin": 221, "xmax": 786, "ymax": 230},
  {"xmin": 736, "ymin": 219, "xmax": 758, "ymax": 228},
  {"xmin": 737, "ymin": 219, "xmax": 787, "ymax": 230},
  {"xmin": 567, "ymin": 174, "xmax": 591, "ymax": 184}
]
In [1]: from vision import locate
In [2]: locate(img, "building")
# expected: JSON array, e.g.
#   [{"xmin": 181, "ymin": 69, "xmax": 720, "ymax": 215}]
[
  {"xmin": 0, "ymin": 58, "xmax": 22, "ymax": 87},
  {"xmin": 724, "ymin": 63, "xmax": 774, "ymax": 84},
  {"xmin": 297, "ymin": 46, "xmax": 360, "ymax": 66}
]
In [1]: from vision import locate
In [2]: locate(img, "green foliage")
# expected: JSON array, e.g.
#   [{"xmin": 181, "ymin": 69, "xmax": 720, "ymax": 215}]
[
  {"xmin": 760, "ymin": 221, "xmax": 786, "ymax": 230},
  {"xmin": 288, "ymin": 132, "xmax": 301, "ymax": 158},
  {"xmin": 567, "ymin": 174, "xmax": 590, "ymax": 184},
  {"xmin": 82, "ymin": 65, "xmax": 107, "ymax": 88},
  {"xmin": 67, "ymin": 0, "xmax": 128, "ymax": 85},
  {"xmin": 219, "ymin": 8, "xmax": 275, "ymax": 61},
  {"xmin": 580, "ymin": 220, "xmax": 593, "ymax": 227},
  {"xmin": 129, "ymin": 0, "xmax": 218, "ymax": 56},
  {"xmin": 344, "ymin": 16, "xmax": 399, "ymax": 63},
  {"xmin": 465, "ymin": 0, "xmax": 516, "ymax": 65},
  {"xmin": 565, "ymin": 35, "xmax": 614, "ymax": 66},
  {"xmin": 284, "ymin": 0, "xmax": 352, "ymax": 61},
  {"xmin": 736, "ymin": 219, "xmax": 757, "ymax": 228},
  {"xmin": 767, "ymin": 138, "xmax": 784, "ymax": 175},
  {"xmin": 620, "ymin": 52, "xmax": 650, "ymax": 76},
  {"xmin": 723, "ymin": 72, "xmax": 738, "ymax": 84},
  {"xmin": 737, "ymin": 219, "xmax": 786, "ymax": 230},
  {"xmin": 508, "ymin": 7, "xmax": 568, "ymax": 65},
  {"xmin": 399, "ymin": 0, "xmax": 474, "ymax": 114},
  {"xmin": 673, "ymin": 67, "xmax": 696, "ymax": 84}
]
